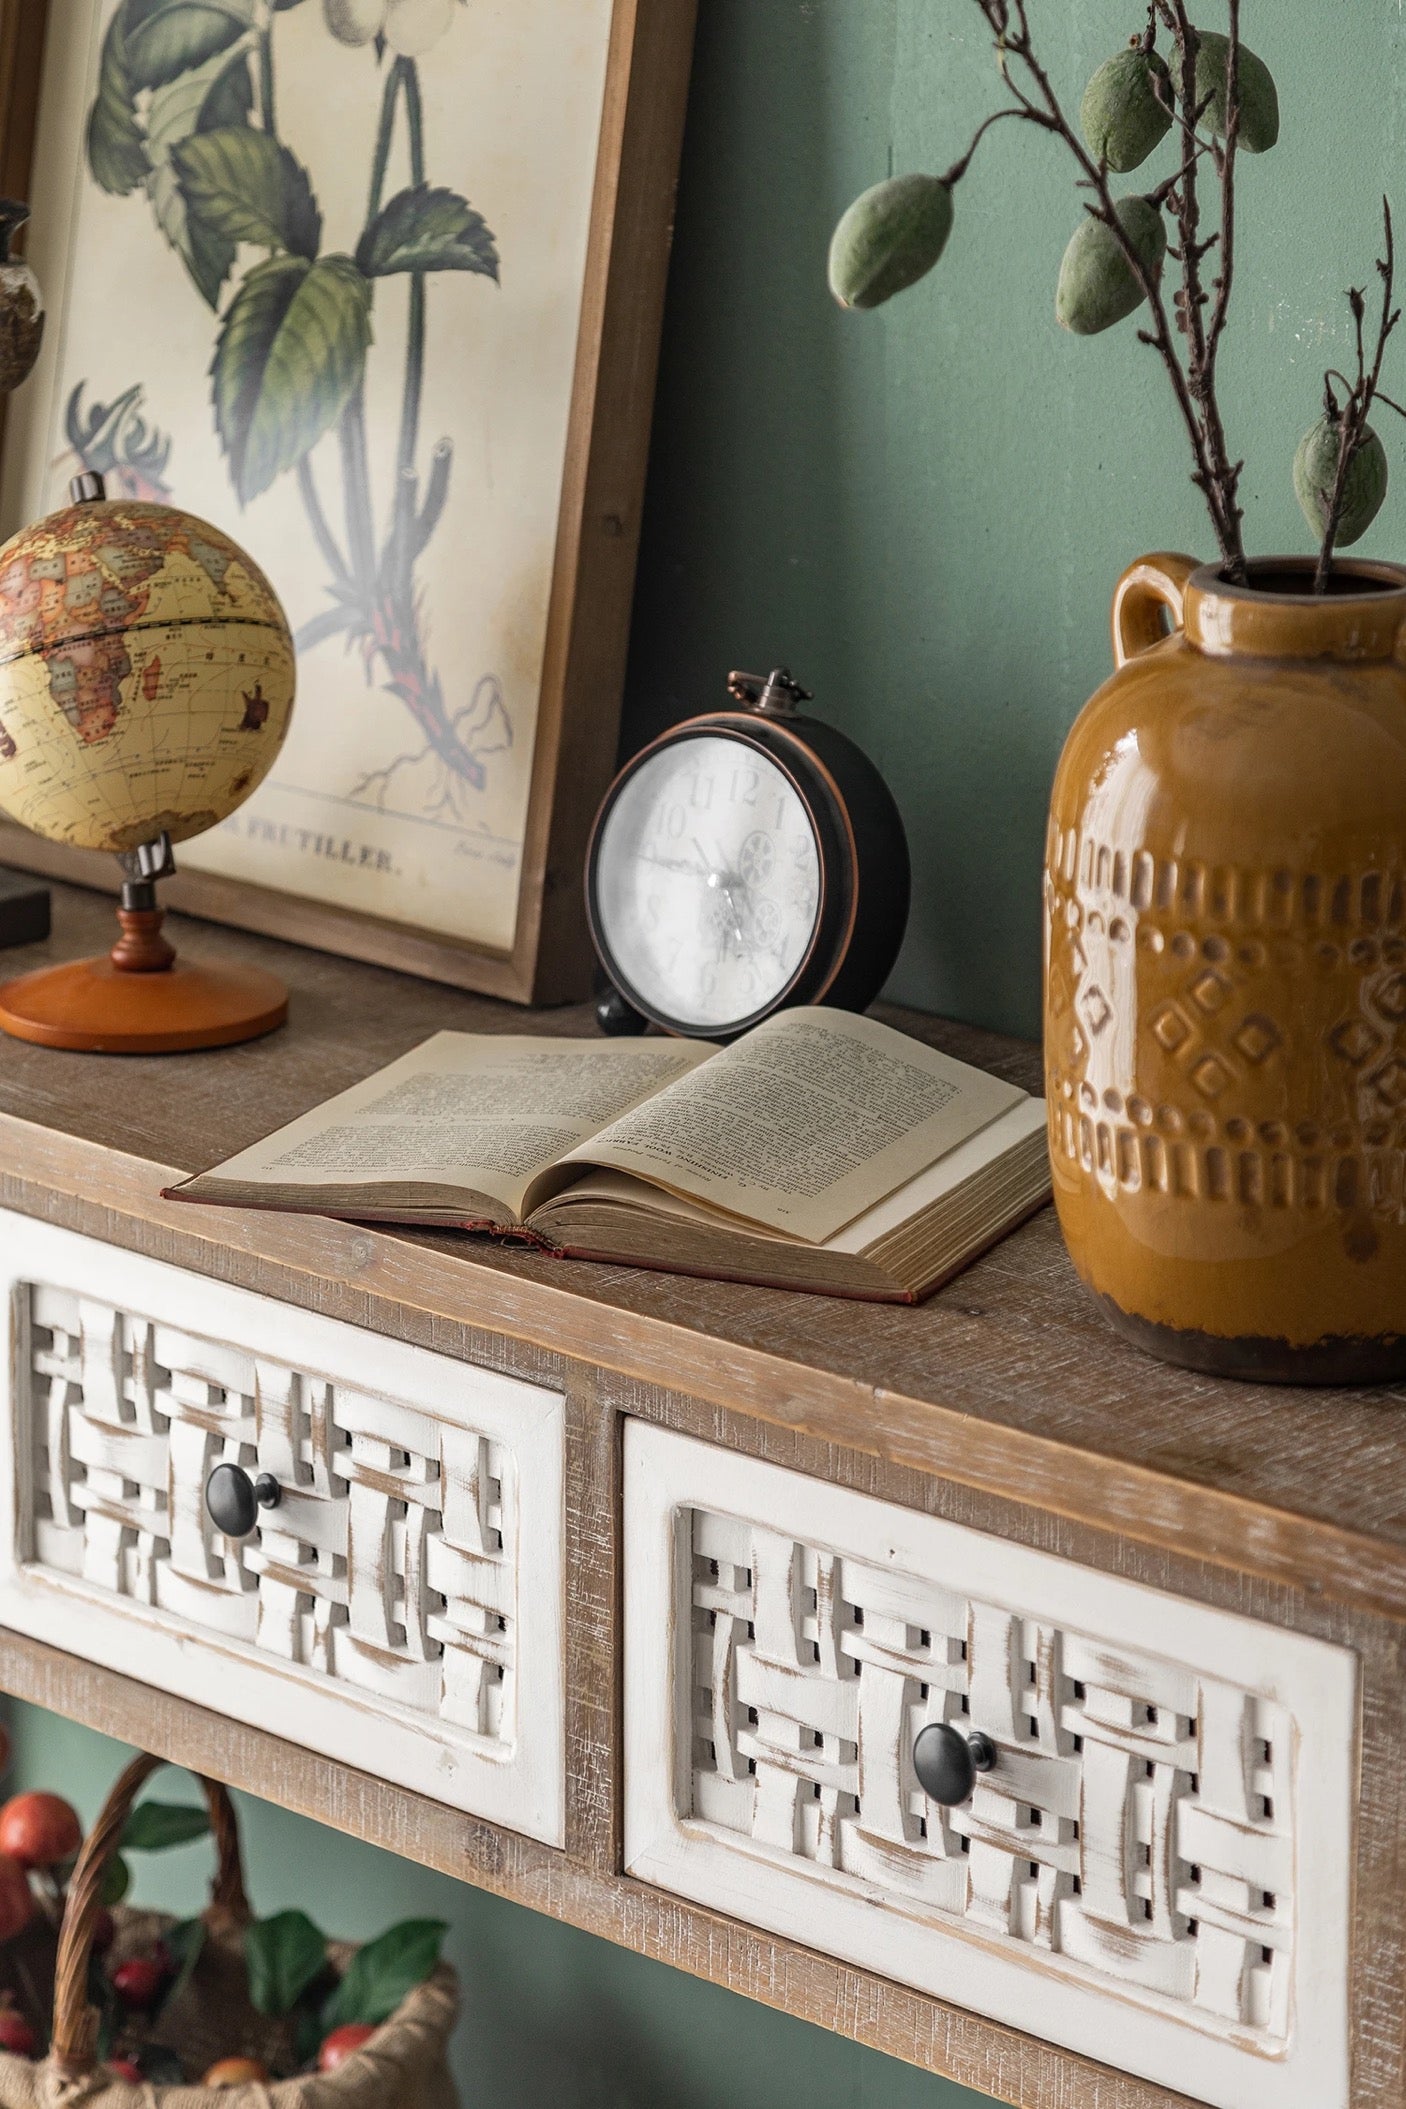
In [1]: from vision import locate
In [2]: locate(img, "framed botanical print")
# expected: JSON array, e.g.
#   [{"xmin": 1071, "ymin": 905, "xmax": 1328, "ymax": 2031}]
[{"xmin": 0, "ymin": 0, "xmax": 696, "ymax": 1001}]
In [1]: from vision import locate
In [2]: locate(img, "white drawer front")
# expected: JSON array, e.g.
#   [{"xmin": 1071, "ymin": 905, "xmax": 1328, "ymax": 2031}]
[
  {"xmin": 624, "ymin": 1426, "xmax": 1355, "ymax": 2109},
  {"xmin": 0, "ymin": 1216, "xmax": 564, "ymax": 1845}
]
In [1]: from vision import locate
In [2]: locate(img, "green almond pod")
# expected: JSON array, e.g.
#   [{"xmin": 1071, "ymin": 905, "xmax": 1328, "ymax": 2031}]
[
  {"xmin": 828, "ymin": 173, "xmax": 954, "ymax": 311},
  {"xmin": 1193, "ymin": 30, "xmax": 1279, "ymax": 152},
  {"xmin": 1080, "ymin": 47, "xmax": 1173, "ymax": 172},
  {"xmin": 1056, "ymin": 196, "xmax": 1167, "ymax": 336},
  {"xmin": 1293, "ymin": 416, "xmax": 1388, "ymax": 545}
]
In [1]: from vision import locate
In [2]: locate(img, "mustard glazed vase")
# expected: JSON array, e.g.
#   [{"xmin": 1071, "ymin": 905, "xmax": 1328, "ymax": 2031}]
[{"xmin": 1044, "ymin": 552, "xmax": 1406, "ymax": 1382}]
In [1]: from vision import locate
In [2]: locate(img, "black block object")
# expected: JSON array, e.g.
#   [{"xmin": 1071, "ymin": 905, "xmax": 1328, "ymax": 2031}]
[
  {"xmin": 912, "ymin": 1722, "xmax": 997, "ymax": 1806},
  {"xmin": 0, "ymin": 870, "xmax": 50, "ymax": 949},
  {"xmin": 595, "ymin": 983, "xmax": 649, "ymax": 1037}
]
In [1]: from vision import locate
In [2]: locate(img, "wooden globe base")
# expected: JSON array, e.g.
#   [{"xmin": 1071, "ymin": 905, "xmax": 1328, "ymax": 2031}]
[{"xmin": 0, "ymin": 908, "xmax": 287, "ymax": 1054}]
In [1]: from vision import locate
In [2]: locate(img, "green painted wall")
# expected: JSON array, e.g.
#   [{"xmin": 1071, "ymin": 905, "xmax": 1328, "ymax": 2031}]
[
  {"xmin": 624, "ymin": 0, "xmax": 1406, "ymax": 1038},
  {"xmin": 10, "ymin": 8, "xmax": 1403, "ymax": 2107}
]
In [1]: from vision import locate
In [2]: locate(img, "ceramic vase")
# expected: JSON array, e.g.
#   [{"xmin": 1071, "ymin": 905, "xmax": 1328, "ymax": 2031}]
[{"xmin": 1044, "ymin": 552, "xmax": 1406, "ymax": 1382}]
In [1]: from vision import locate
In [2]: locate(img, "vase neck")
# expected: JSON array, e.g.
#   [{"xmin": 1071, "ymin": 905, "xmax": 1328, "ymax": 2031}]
[{"xmin": 1185, "ymin": 557, "xmax": 1406, "ymax": 661}]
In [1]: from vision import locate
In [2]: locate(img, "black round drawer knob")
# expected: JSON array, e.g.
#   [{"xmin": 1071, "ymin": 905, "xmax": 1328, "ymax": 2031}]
[
  {"xmin": 205, "ymin": 1463, "xmax": 282, "ymax": 1540},
  {"xmin": 913, "ymin": 1722, "xmax": 996, "ymax": 1807}
]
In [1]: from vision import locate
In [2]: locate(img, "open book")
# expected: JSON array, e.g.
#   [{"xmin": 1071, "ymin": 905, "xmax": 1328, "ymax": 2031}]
[{"xmin": 167, "ymin": 1009, "xmax": 1050, "ymax": 1303}]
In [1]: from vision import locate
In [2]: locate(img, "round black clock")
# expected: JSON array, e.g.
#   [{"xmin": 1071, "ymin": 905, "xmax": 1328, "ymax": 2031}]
[{"xmin": 586, "ymin": 668, "xmax": 910, "ymax": 1040}]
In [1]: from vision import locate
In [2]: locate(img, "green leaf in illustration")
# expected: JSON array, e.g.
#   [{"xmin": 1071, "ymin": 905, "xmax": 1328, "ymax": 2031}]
[
  {"xmin": 355, "ymin": 184, "xmax": 499, "ymax": 281},
  {"xmin": 143, "ymin": 39, "xmax": 257, "ymax": 308},
  {"xmin": 143, "ymin": 33, "xmax": 256, "ymax": 148},
  {"xmin": 86, "ymin": 6, "xmax": 148, "ymax": 196},
  {"xmin": 213, "ymin": 253, "xmax": 373, "ymax": 504},
  {"xmin": 146, "ymin": 162, "xmax": 233, "ymax": 308},
  {"xmin": 198, "ymin": 51, "xmax": 255, "ymax": 131},
  {"xmin": 121, "ymin": 1799, "xmax": 213, "ymax": 1852},
  {"xmin": 321, "ymin": 1919, "xmax": 448, "ymax": 2032},
  {"xmin": 122, "ymin": 0, "xmax": 260, "ymax": 92},
  {"xmin": 245, "ymin": 1910, "xmax": 329, "ymax": 2018},
  {"xmin": 174, "ymin": 128, "xmax": 321, "ymax": 261},
  {"xmin": 296, "ymin": 602, "xmax": 363, "ymax": 653}
]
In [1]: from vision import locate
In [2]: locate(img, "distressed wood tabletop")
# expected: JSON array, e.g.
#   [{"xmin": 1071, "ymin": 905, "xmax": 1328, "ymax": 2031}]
[{"xmin": 0, "ymin": 879, "xmax": 1401, "ymax": 1613}]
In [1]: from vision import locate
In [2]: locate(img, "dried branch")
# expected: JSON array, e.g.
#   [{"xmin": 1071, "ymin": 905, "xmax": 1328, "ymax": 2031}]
[
  {"xmin": 970, "ymin": 1, "xmax": 1245, "ymax": 569},
  {"xmin": 1161, "ymin": 0, "xmax": 1245, "ymax": 575},
  {"xmin": 940, "ymin": 106, "xmax": 1040, "ymax": 188},
  {"xmin": 1314, "ymin": 198, "xmax": 1400, "ymax": 590}
]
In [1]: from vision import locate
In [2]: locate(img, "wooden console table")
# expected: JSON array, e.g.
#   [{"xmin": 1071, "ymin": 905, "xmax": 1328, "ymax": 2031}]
[{"xmin": 0, "ymin": 884, "xmax": 1400, "ymax": 2109}]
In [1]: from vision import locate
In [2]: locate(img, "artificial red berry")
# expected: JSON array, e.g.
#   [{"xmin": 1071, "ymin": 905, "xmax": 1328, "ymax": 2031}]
[
  {"xmin": 110, "ymin": 1957, "xmax": 164, "ymax": 2011},
  {"xmin": 107, "ymin": 2060, "xmax": 143, "ymax": 2084},
  {"xmin": 0, "ymin": 1793, "xmax": 82, "ymax": 1871},
  {"xmin": 0, "ymin": 1856, "xmax": 33, "ymax": 1943},
  {"xmin": 0, "ymin": 2007, "xmax": 35, "ymax": 2057},
  {"xmin": 318, "ymin": 2023, "xmax": 376, "ymax": 2072}
]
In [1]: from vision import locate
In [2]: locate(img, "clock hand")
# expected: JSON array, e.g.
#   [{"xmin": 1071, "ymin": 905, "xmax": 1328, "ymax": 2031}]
[
  {"xmin": 694, "ymin": 836, "xmax": 746, "ymax": 949},
  {"xmin": 637, "ymin": 849, "xmax": 716, "ymax": 876}
]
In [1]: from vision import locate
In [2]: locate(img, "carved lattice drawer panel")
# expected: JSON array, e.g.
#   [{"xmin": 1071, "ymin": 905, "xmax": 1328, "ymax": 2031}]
[
  {"xmin": 624, "ymin": 1427, "xmax": 1356, "ymax": 2109},
  {"xmin": 0, "ymin": 1217, "xmax": 564, "ymax": 1843}
]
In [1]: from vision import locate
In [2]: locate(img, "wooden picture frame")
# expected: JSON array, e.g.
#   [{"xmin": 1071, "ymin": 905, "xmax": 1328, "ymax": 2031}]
[{"xmin": 0, "ymin": 0, "xmax": 696, "ymax": 1005}]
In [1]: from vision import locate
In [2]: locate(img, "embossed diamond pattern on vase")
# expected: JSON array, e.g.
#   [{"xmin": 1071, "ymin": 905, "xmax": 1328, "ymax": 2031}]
[
  {"xmin": 689, "ymin": 1507, "xmax": 1292, "ymax": 2044},
  {"xmin": 26, "ymin": 1285, "xmax": 515, "ymax": 1744},
  {"xmin": 1043, "ymin": 830, "xmax": 1406, "ymax": 1219}
]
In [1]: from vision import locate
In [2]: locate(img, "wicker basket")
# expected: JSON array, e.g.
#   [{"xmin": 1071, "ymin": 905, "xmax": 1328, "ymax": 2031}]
[{"xmin": 0, "ymin": 1754, "xmax": 458, "ymax": 2105}]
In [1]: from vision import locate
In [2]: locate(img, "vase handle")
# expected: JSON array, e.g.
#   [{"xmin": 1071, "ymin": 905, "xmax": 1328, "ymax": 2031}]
[{"xmin": 1112, "ymin": 553, "xmax": 1198, "ymax": 669}]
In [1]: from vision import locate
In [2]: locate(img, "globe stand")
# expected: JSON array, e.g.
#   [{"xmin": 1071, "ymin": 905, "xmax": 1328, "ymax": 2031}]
[{"xmin": 0, "ymin": 834, "xmax": 287, "ymax": 1054}]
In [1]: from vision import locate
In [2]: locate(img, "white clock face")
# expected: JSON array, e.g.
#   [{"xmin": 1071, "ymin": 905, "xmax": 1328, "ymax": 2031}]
[{"xmin": 593, "ymin": 734, "xmax": 824, "ymax": 1031}]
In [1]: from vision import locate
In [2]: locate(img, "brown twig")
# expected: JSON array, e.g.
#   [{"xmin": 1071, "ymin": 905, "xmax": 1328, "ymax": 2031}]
[
  {"xmin": 1313, "ymin": 198, "xmax": 1400, "ymax": 590},
  {"xmin": 1198, "ymin": 0, "xmax": 1246, "ymax": 571},
  {"xmin": 968, "ymin": 0, "xmax": 1245, "ymax": 569},
  {"xmin": 940, "ymin": 107, "xmax": 1034, "ymax": 187}
]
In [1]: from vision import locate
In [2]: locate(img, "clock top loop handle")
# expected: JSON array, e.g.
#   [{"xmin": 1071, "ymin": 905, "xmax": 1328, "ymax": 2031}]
[{"xmin": 727, "ymin": 668, "xmax": 815, "ymax": 716}]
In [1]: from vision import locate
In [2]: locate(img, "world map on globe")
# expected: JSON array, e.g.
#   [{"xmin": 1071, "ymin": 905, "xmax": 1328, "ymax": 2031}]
[{"xmin": 0, "ymin": 498, "xmax": 294, "ymax": 855}]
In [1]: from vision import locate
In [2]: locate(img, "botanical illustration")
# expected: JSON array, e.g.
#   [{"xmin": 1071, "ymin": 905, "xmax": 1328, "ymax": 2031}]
[{"xmin": 81, "ymin": 0, "xmax": 511, "ymax": 817}]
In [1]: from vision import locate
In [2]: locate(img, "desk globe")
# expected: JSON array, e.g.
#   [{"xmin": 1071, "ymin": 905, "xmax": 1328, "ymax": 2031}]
[{"xmin": 0, "ymin": 474, "xmax": 294, "ymax": 1052}]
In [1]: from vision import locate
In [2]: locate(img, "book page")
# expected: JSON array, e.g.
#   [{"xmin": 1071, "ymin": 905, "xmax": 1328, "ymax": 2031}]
[
  {"xmin": 557, "ymin": 1009, "xmax": 1025, "ymax": 1243},
  {"xmin": 175, "ymin": 1033, "xmax": 712, "ymax": 1221}
]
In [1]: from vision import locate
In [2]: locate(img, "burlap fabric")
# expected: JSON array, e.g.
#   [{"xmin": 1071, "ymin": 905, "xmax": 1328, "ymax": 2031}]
[{"xmin": 0, "ymin": 1968, "xmax": 456, "ymax": 2107}]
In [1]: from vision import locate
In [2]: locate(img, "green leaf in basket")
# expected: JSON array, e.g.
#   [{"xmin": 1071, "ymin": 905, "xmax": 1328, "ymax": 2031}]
[
  {"xmin": 138, "ymin": 2044, "xmax": 187, "ymax": 2085},
  {"xmin": 100, "ymin": 1853, "xmax": 131, "ymax": 1907},
  {"xmin": 321, "ymin": 1919, "xmax": 448, "ymax": 2032},
  {"xmin": 246, "ymin": 1910, "xmax": 329, "ymax": 2019},
  {"xmin": 293, "ymin": 1999, "xmax": 326, "ymax": 2068},
  {"xmin": 162, "ymin": 1916, "xmax": 207, "ymax": 2009},
  {"xmin": 120, "ymin": 1800, "xmax": 212, "ymax": 1852}
]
